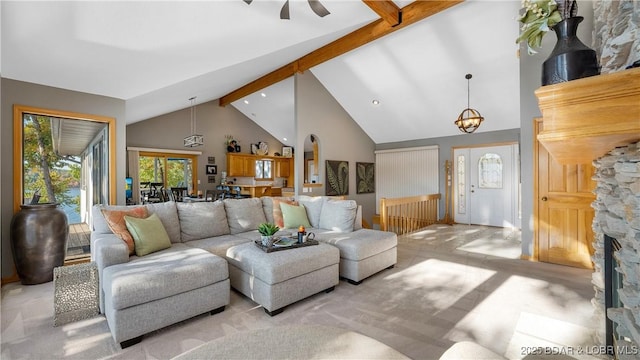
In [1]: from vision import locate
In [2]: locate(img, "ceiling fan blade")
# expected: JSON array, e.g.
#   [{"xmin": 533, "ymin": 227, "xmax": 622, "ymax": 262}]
[
  {"xmin": 280, "ymin": 0, "xmax": 290, "ymax": 20},
  {"xmin": 243, "ymin": 0, "xmax": 253, "ymax": 4},
  {"xmin": 308, "ymin": 0, "xmax": 330, "ymax": 17}
]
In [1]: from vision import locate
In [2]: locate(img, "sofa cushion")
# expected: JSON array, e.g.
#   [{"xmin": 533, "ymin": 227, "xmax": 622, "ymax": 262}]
[
  {"xmin": 183, "ymin": 234, "xmax": 251, "ymax": 258},
  {"xmin": 261, "ymin": 196, "xmax": 294, "ymax": 224},
  {"xmin": 102, "ymin": 244, "xmax": 228, "ymax": 310},
  {"xmin": 319, "ymin": 199, "xmax": 357, "ymax": 232},
  {"xmin": 101, "ymin": 207, "xmax": 149, "ymax": 255},
  {"xmin": 224, "ymin": 198, "xmax": 266, "ymax": 234},
  {"xmin": 280, "ymin": 202, "xmax": 312, "ymax": 229},
  {"xmin": 315, "ymin": 229, "xmax": 397, "ymax": 261},
  {"xmin": 177, "ymin": 201, "xmax": 230, "ymax": 241},
  {"xmin": 124, "ymin": 213, "xmax": 172, "ymax": 256},
  {"xmin": 297, "ymin": 196, "xmax": 324, "ymax": 228},
  {"xmin": 272, "ymin": 198, "xmax": 298, "ymax": 228},
  {"xmin": 145, "ymin": 201, "xmax": 181, "ymax": 243}
]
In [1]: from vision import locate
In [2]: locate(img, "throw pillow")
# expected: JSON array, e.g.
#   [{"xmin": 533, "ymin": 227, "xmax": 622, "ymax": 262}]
[
  {"xmin": 124, "ymin": 213, "xmax": 172, "ymax": 257},
  {"xmin": 280, "ymin": 202, "xmax": 312, "ymax": 229},
  {"xmin": 101, "ymin": 207, "xmax": 149, "ymax": 255},
  {"xmin": 272, "ymin": 199, "xmax": 298, "ymax": 229},
  {"xmin": 319, "ymin": 199, "xmax": 357, "ymax": 232}
]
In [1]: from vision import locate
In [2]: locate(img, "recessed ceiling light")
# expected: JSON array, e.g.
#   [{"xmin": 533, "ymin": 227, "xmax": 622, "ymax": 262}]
[
  {"xmin": 372, "ymin": 99, "xmax": 380, "ymax": 105},
  {"xmin": 244, "ymin": 100, "xmax": 249, "ymax": 104},
  {"xmin": 261, "ymin": 93, "xmax": 267, "ymax": 97},
  {"xmin": 283, "ymin": 137, "xmax": 287, "ymax": 141}
]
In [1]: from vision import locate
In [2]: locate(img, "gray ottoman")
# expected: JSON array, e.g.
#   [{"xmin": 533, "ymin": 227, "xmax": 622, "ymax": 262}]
[
  {"xmin": 316, "ymin": 229, "xmax": 397, "ymax": 285},
  {"xmin": 226, "ymin": 242, "xmax": 339, "ymax": 315}
]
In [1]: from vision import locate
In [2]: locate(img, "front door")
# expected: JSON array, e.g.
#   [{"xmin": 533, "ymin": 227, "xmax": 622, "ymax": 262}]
[
  {"xmin": 453, "ymin": 144, "xmax": 519, "ymax": 228},
  {"xmin": 535, "ymin": 119, "xmax": 595, "ymax": 269}
]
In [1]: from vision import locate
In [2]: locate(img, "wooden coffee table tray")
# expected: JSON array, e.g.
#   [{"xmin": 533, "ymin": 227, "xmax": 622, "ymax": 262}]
[{"xmin": 254, "ymin": 238, "xmax": 319, "ymax": 253}]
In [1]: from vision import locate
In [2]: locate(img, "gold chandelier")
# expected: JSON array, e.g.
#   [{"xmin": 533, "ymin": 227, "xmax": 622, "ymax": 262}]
[{"xmin": 455, "ymin": 74, "xmax": 484, "ymax": 134}]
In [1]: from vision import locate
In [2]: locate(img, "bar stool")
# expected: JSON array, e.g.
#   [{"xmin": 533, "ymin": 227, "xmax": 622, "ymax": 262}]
[
  {"xmin": 216, "ymin": 185, "xmax": 230, "ymax": 200},
  {"xmin": 231, "ymin": 186, "xmax": 248, "ymax": 199}
]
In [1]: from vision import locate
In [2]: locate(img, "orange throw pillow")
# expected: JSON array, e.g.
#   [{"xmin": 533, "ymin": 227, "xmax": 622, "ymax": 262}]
[
  {"xmin": 272, "ymin": 199, "xmax": 298, "ymax": 229},
  {"xmin": 101, "ymin": 207, "xmax": 149, "ymax": 255}
]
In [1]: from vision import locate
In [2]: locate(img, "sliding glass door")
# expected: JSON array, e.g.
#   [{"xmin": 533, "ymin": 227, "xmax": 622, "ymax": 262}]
[{"xmin": 139, "ymin": 151, "xmax": 197, "ymax": 196}]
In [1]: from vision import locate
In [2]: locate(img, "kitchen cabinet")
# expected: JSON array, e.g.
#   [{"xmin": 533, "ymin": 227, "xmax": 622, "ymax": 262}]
[
  {"xmin": 275, "ymin": 158, "xmax": 291, "ymax": 178},
  {"xmin": 227, "ymin": 153, "xmax": 294, "ymax": 181},
  {"xmin": 227, "ymin": 153, "xmax": 256, "ymax": 177}
]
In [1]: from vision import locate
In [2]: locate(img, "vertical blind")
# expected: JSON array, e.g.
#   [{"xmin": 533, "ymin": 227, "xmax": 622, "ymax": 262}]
[{"xmin": 375, "ymin": 146, "xmax": 439, "ymax": 214}]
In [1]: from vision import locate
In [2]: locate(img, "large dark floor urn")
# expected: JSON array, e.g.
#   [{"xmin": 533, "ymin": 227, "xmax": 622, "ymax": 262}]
[{"xmin": 10, "ymin": 203, "xmax": 68, "ymax": 284}]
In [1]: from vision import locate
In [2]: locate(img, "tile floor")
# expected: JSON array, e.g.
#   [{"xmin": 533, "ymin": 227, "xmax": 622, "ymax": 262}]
[{"xmin": 1, "ymin": 224, "xmax": 605, "ymax": 359}]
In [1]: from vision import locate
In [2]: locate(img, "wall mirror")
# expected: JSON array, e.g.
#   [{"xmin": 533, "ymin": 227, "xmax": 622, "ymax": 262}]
[
  {"xmin": 304, "ymin": 134, "xmax": 320, "ymax": 184},
  {"xmin": 13, "ymin": 105, "xmax": 116, "ymax": 262}
]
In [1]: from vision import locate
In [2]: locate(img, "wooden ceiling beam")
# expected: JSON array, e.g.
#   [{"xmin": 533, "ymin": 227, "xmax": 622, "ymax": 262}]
[
  {"xmin": 219, "ymin": 1, "xmax": 463, "ymax": 107},
  {"xmin": 362, "ymin": 0, "xmax": 402, "ymax": 26}
]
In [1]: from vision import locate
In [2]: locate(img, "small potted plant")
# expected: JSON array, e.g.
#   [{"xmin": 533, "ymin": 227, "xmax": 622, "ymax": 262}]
[{"xmin": 258, "ymin": 222, "xmax": 280, "ymax": 247}]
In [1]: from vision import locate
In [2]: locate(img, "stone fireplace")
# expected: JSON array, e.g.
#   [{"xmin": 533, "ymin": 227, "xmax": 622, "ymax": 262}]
[
  {"xmin": 534, "ymin": 3, "xmax": 640, "ymax": 356},
  {"xmin": 591, "ymin": 142, "xmax": 640, "ymax": 354}
]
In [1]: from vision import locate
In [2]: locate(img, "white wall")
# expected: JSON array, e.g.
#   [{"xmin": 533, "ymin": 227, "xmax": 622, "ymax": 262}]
[{"xmin": 295, "ymin": 72, "xmax": 377, "ymax": 224}]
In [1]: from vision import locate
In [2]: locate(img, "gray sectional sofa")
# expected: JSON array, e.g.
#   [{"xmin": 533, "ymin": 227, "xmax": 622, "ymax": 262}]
[{"xmin": 91, "ymin": 196, "xmax": 397, "ymax": 348}]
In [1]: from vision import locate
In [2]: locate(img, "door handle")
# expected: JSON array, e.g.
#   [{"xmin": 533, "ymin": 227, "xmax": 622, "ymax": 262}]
[{"xmin": 541, "ymin": 196, "xmax": 548, "ymax": 201}]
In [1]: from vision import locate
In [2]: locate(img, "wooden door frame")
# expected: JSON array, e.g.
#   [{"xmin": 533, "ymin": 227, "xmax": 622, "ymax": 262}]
[{"xmin": 532, "ymin": 118, "xmax": 542, "ymax": 262}]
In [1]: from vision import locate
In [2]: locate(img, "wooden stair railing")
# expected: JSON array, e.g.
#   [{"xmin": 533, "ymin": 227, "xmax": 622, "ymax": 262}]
[{"xmin": 379, "ymin": 194, "xmax": 441, "ymax": 235}]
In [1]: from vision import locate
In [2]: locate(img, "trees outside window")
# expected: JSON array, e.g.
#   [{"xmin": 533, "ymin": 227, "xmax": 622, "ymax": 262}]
[{"xmin": 23, "ymin": 114, "xmax": 80, "ymax": 216}]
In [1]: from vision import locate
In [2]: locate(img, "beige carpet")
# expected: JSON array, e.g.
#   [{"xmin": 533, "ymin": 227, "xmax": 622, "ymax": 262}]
[
  {"xmin": 1, "ymin": 225, "xmax": 599, "ymax": 360},
  {"xmin": 171, "ymin": 324, "xmax": 410, "ymax": 360}
]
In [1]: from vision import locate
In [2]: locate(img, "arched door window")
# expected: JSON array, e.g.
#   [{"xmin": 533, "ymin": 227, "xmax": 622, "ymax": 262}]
[{"xmin": 478, "ymin": 153, "xmax": 502, "ymax": 189}]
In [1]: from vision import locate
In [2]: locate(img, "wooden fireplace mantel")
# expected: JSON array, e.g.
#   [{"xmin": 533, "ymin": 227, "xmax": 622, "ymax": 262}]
[{"xmin": 535, "ymin": 67, "xmax": 640, "ymax": 164}]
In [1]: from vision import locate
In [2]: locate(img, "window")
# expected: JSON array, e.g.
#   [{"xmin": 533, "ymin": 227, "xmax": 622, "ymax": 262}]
[
  {"xmin": 457, "ymin": 155, "xmax": 466, "ymax": 213},
  {"xmin": 139, "ymin": 152, "xmax": 197, "ymax": 193},
  {"xmin": 478, "ymin": 153, "xmax": 502, "ymax": 189},
  {"xmin": 255, "ymin": 159, "xmax": 273, "ymax": 180}
]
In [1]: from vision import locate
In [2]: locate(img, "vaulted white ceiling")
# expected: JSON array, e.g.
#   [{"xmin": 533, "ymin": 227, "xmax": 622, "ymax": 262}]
[{"xmin": 1, "ymin": 0, "xmax": 521, "ymax": 145}]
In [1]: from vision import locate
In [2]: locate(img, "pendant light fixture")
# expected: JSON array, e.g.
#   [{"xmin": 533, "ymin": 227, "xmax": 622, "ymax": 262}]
[
  {"xmin": 184, "ymin": 96, "xmax": 204, "ymax": 147},
  {"xmin": 454, "ymin": 74, "xmax": 484, "ymax": 134}
]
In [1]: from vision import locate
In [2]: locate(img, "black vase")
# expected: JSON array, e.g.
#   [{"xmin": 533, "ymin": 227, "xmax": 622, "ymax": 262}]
[
  {"xmin": 542, "ymin": 16, "xmax": 600, "ymax": 85},
  {"xmin": 10, "ymin": 203, "xmax": 68, "ymax": 285}
]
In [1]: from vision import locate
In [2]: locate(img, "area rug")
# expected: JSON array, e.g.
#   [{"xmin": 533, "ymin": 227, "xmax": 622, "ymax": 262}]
[
  {"xmin": 171, "ymin": 324, "xmax": 410, "ymax": 360},
  {"xmin": 53, "ymin": 262, "xmax": 99, "ymax": 326}
]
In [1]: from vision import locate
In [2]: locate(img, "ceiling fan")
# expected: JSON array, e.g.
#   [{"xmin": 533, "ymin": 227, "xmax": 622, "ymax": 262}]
[{"xmin": 243, "ymin": 0, "xmax": 330, "ymax": 20}]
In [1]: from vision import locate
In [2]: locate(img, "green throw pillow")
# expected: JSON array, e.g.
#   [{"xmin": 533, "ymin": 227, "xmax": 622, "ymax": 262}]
[
  {"xmin": 280, "ymin": 202, "xmax": 312, "ymax": 229},
  {"xmin": 124, "ymin": 213, "xmax": 172, "ymax": 256}
]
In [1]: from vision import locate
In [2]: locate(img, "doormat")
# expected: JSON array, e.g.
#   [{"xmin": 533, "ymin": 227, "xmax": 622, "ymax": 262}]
[{"xmin": 53, "ymin": 262, "xmax": 99, "ymax": 326}]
